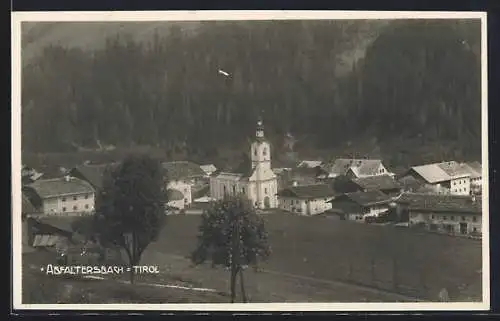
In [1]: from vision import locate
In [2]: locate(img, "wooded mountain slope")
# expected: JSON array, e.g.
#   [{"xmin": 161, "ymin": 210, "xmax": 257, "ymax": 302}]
[{"xmin": 21, "ymin": 19, "xmax": 481, "ymax": 165}]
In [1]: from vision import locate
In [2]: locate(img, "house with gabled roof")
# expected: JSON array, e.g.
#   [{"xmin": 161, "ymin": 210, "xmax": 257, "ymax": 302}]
[
  {"xmin": 200, "ymin": 164, "xmax": 217, "ymax": 177},
  {"xmin": 461, "ymin": 161, "xmax": 482, "ymax": 194},
  {"xmin": 297, "ymin": 160, "xmax": 323, "ymax": 169},
  {"xmin": 68, "ymin": 162, "xmax": 120, "ymax": 191},
  {"xmin": 162, "ymin": 160, "xmax": 207, "ymax": 207},
  {"xmin": 319, "ymin": 158, "xmax": 394, "ymax": 180},
  {"xmin": 328, "ymin": 190, "xmax": 394, "ymax": 222},
  {"xmin": 23, "ymin": 176, "xmax": 95, "ymax": 216},
  {"xmin": 401, "ymin": 161, "xmax": 471, "ymax": 196},
  {"xmin": 277, "ymin": 183, "xmax": 336, "ymax": 215},
  {"xmin": 210, "ymin": 120, "xmax": 278, "ymax": 209},
  {"xmin": 395, "ymin": 193, "xmax": 482, "ymax": 236},
  {"xmin": 350, "ymin": 175, "xmax": 402, "ymax": 196}
]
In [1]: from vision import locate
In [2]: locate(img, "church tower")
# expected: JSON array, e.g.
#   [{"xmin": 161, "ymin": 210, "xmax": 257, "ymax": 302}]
[{"xmin": 251, "ymin": 119, "xmax": 271, "ymax": 171}]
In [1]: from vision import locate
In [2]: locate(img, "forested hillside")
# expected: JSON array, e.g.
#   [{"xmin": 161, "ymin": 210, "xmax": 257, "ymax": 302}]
[{"xmin": 21, "ymin": 19, "xmax": 482, "ymax": 167}]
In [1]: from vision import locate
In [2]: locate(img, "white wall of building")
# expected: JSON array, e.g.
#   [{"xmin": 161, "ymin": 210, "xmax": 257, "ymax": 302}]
[
  {"xmin": 168, "ymin": 180, "xmax": 192, "ymax": 205},
  {"xmin": 409, "ymin": 211, "xmax": 481, "ymax": 235},
  {"xmin": 278, "ymin": 196, "xmax": 332, "ymax": 215},
  {"xmin": 450, "ymin": 177, "xmax": 470, "ymax": 195},
  {"xmin": 42, "ymin": 193, "xmax": 95, "ymax": 215}
]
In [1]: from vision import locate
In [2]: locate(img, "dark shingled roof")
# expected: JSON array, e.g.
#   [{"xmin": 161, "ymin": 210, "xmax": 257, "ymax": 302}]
[
  {"xmin": 26, "ymin": 177, "xmax": 95, "ymax": 199},
  {"xmin": 277, "ymin": 184, "xmax": 336, "ymax": 199},
  {"xmin": 396, "ymin": 193, "xmax": 482, "ymax": 214},
  {"xmin": 352, "ymin": 175, "xmax": 401, "ymax": 191},
  {"xmin": 162, "ymin": 161, "xmax": 205, "ymax": 181},
  {"xmin": 32, "ymin": 216, "xmax": 83, "ymax": 234},
  {"xmin": 166, "ymin": 188, "xmax": 184, "ymax": 201},
  {"xmin": 330, "ymin": 190, "xmax": 392, "ymax": 207},
  {"xmin": 322, "ymin": 158, "xmax": 382, "ymax": 177},
  {"xmin": 70, "ymin": 163, "xmax": 120, "ymax": 190}
]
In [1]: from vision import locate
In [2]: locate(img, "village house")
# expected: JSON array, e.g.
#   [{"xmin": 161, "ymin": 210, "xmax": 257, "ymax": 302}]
[
  {"xmin": 22, "ymin": 164, "xmax": 44, "ymax": 185},
  {"xmin": 319, "ymin": 158, "xmax": 394, "ymax": 180},
  {"xmin": 162, "ymin": 160, "xmax": 206, "ymax": 207},
  {"xmin": 165, "ymin": 188, "xmax": 186, "ymax": 210},
  {"xmin": 396, "ymin": 193, "xmax": 482, "ymax": 236},
  {"xmin": 297, "ymin": 160, "xmax": 323, "ymax": 169},
  {"xmin": 277, "ymin": 183, "xmax": 336, "ymax": 215},
  {"xmin": 328, "ymin": 190, "xmax": 393, "ymax": 222},
  {"xmin": 23, "ymin": 176, "xmax": 96, "ymax": 216},
  {"xmin": 277, "ymin": 166, "xmax": 322, "ymax": 190},
  {"xmin": 462, "ymin": 161, "xmax": 482, "ymax": 195},
  {"xmin": 68, "ymin": 162, "xmax": 120, "ymax": 191},
  {"xmin": 349, "ymin": 175, "xmax": 402, "ymax": 196},
  {"xmin": 400, "ymin": 161, "xmax": 471, "ymax": 196},
  {"xmin": 210, "ymin": 120, "xmax": 278, "ymax": 209},
  {"xmin": 200, "ymin": 164, "xmax": 217, "ymax": 177}
]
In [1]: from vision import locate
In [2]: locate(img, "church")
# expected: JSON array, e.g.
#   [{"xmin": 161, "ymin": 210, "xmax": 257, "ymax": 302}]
[{"xmin": 209, "ymin": 119, "xmax": 278, "ymax": 209}]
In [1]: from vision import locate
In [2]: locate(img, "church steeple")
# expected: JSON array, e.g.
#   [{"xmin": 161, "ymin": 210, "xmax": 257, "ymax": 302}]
[
  {"xmin": 251, "ymin": 117, "xmax": 271, "ymax": 170},
  {"xmin": 256, "ymin": 118, "xmax": 264, "ymax": 138}
]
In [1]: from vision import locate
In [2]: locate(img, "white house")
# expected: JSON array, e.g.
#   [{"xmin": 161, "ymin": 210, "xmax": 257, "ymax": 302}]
[
  {"xmin": 277, "ymin": 183, "xmax": 336, "ymax": 215},
  {"xmin": 297, "ymin": 160, "xmax": 323, "ymax": 169},
  {"xmin": 200, "ymin": 164, "xmax": 217, "ymax": 177},
  {"xmin": 462, "ymin": 161, "xmax": 482, "ymax": 195},
  {"xmin": 401, "ymin": 161, "xmax": 471, "ymax": 196},
  {"xmin": 210, "ymin": 119, "xmax": 278, "ymax": 209},
  {"xmin": 23, "ymin": 176, "xmax": 96, "ymax": 216},
  {"xmin": 328, "ymin": 190, "xmax": 393, "ymax": 222},
  {"xmin": 319, "ymin": 159, "xmax": 394, "ymax": 179},
  {"xmin": 166, "ymin": 188, "xmax": 187, "ymax": 210},
  {"xmin": 397, "ymin": 193, "xmax": 482, "ymax": 236},
  {"xmin": 162, "ymin": 161, "xmax": 206, "ymax": 207}
]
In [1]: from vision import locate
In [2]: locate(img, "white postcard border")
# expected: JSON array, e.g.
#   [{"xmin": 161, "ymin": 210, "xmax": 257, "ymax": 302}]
[{"xmin": 11, "ymin": 10, "xmax": 489, "ymax": 311}]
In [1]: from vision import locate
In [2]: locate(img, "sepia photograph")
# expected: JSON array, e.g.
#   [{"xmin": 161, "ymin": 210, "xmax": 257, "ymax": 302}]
[{"xmin": 11, "ymin": 11, "xmax": 488, "ymax": 311}]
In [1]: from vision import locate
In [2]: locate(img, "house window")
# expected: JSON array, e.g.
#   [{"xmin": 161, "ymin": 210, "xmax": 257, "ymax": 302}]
[
  {"xmin": 73, "ymin": 205, "xmax": 78, "ymax": 211},
  {"xmin": 473, "ymin": 227, "xmax": 477, "ymax": 232},
  {"xmin": 61, "ymin": 197, "xmax": 66, "ymax": 202},
  {"xmin": 62, "ymin": 207, "xmax": 66, "ymax": 212},
  {"xmin": 85, "ymin": 194, "xmax": 89, "ymax": 199},
  {"xmin": 472, "ymin": 216, "xmax": 477, "ymax": 222},
  {"xmin": 254, "ymin": 148, "xmax": 257, "ymax": 156},
  {"xmin": 73, "ymin": 196, "xmax": 77, "ymax": 201},
  {"xmin": 431, "ymin": 215, "xmax": 435, "ymax": 219},
  {"xmin": 233, "ymin": 186, "xmax": 236, "ymax": 194},
  {"xmin": 85, "ymin": 204, "xmax": 89, "ymax": 209},
  {"xmin": 451, "ymin": 216, "xmax": 455, "ymax": 221},
  {"xmin": 443, "ymin": 216, "xmax": 447, "ymax": 220},
  {"xmin": 265, "ymin": 188, "xmax": 268, "ymax": 194},
  {"xmin": 263, "ymin": 148, "xmax": 267, "ymax": 156},
  {"xmin": 242, "ymin": 187, "xmax": 246, "ymax": 194},
  {"xmin": 462, "ymin": 216, "xmax": 466, "ymax": 221}
]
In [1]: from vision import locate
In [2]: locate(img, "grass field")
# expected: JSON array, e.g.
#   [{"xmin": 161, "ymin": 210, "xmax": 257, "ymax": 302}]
[
  {"xmin": 22, "ymin": 212, "xmax": 482, "ymax": 304},
  {"xmin": 146, "ymin": 212, "xmax": 482, "ymax": 302}
]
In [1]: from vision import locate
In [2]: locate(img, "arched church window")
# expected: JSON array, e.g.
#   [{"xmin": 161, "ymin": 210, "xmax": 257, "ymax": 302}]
[
  {"xmin": 263, "ymin": 147, "xmax": 267, "ymax": 156},
  {"xmin": 233, "ymin": 185, "xmax": 236, "ymax": 194},
  {"xmin": 254, "ymin": 148, "xmax": 257, "ymax": 156}
]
